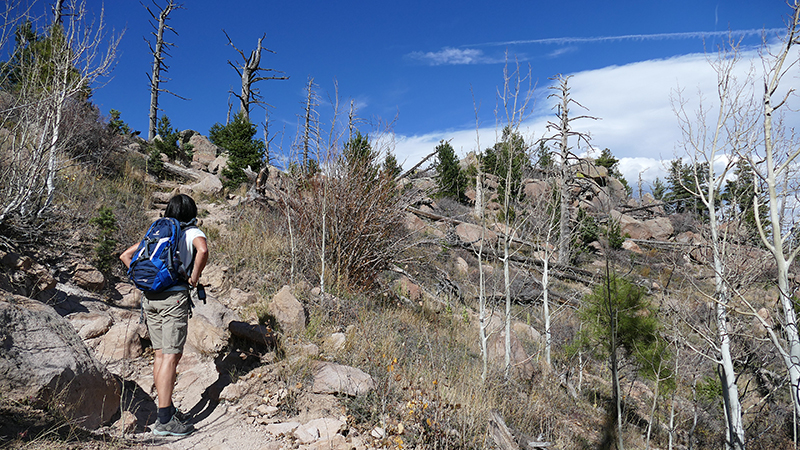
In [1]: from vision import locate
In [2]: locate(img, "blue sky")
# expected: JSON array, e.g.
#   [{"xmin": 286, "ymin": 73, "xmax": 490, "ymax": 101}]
[{"xmin": 15, "ymin": 1, "xmax": 798, "ymax": 185}]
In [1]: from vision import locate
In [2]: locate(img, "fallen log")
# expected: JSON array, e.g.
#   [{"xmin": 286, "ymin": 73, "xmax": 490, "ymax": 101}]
[
  {"xmin": 162, "ymin": 161, "xmax": 203, "ymax": 182},
  {"xmin": 488, "ymin": 410, "xmax": 519, "ymax": 450}
]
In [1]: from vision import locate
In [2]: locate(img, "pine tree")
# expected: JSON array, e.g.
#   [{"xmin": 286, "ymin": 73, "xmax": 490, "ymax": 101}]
[
  {"xmin": 434, "ymin": 140, "xmax": 467, "ymax": 202},
  {"xmin": 481, "ymin": 126, "xmax": 530, "ymax": 201}
]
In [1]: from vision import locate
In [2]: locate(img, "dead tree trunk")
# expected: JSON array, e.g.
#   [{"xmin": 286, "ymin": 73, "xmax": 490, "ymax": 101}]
[
  {"xmin": 145, "ymin": 0, "xmax": 186, "ymax": 141},
  {"xmin": 224, "ymin": 31, "xmax": 288, "ymax": 122},
  {"xmin": 301, "ymin": 77, "xmax": 319, "ymax": 171},
  {"xmin": 545, "ymin": 75, "xmax": 596, "ymax": 265}
]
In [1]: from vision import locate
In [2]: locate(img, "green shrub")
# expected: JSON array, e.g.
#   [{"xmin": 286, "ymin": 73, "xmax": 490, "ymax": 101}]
[{"xmin": 210, "ymin": 111, "xmax": 265, "ymax": 189}]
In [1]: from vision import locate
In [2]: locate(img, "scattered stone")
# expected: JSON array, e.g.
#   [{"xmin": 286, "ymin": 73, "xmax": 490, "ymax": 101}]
[
  {"xmin": 256, "ymin": 404, "xmax": 279, "ymax": 418},
  {"xmin": 265, "ymin": 421, "xmax": 302, "ymax": 437},
  {"xmin": 220, "ymin": 381, "xmax": 247, "ymax": 401},
  {"xmin": 371, "ymin": 426, "xmax": 386, "ymax": 439}
]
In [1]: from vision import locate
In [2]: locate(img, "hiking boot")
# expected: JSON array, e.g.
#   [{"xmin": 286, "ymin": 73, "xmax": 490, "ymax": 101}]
[
  {"xmin": 173, "ymin": 407, "xmax": 190, "ymax": 422},
  {"xmin": 152, "ymin": 415, "xmax": 195, "ymax": 436}
]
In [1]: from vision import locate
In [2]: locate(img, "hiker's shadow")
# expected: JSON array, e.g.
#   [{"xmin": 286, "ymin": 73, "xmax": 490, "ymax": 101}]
[
  {"xmin": 185, "ymin": 370, "xmax": 230, "ymax": 423},
  {"xmin": 185, "ymin": 346, "xmax": 267, "ymax": 423}
]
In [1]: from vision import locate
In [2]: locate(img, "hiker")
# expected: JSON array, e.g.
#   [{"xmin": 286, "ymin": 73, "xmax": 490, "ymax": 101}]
[{"xmin": 120, "ymin": 194, "xmax": 208, "ymax": 436}]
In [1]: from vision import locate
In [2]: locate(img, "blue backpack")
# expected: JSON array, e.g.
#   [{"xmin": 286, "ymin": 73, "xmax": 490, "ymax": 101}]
[{"xmin": 128, "ymin": 217, "xmax": 191, "ymax": 293}]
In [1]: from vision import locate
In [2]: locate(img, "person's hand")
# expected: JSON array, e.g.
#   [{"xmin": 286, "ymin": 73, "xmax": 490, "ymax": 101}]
[{"xmin": 188, "ymin": 274, "xmax": 199, "ymax": 287}]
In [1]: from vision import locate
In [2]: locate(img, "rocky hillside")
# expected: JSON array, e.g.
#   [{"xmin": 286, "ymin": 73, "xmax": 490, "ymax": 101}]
[{"xmin": 0, "ymin": 131, "xmax": 795, "ymax": 450}]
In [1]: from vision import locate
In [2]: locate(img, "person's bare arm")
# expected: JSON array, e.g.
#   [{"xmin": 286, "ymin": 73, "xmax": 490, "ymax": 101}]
[
  {"xmin": 189, "ymin": 236, "xmax": 208, "ymax": 287},
  {"xmin": 119, "ymin": 243, "xmax": 139, "ymax": 269}
]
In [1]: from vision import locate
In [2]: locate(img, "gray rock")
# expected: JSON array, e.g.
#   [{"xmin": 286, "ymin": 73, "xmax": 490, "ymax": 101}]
[
  {"xmin": 311, "ymin": 361, "xmax": 374, "ymax": 396},
  {"xmin": 186, "ymin": 313, "xmax": 227, "ymax": 355},
  {"xmin": 265, "ymin": 421, "xmax": 302, "ymax": 437},
  {"xmin": 208, "ymin": 154, "xmax": 229, "ymax": 175},
  {"xmin": 189, "ymin": 134, "xmax": 221, "ymax": 167},
  {"xmin": 322, "ymin": 332, "xmax": 347, "ymax": 354},
  {"xmin": 0, "ymin": 293, "xmax": 120, "ymax": 429}
]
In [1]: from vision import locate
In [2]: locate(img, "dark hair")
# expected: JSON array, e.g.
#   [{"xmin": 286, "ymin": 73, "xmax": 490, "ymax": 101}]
[{"xmin": 164, "ymin": 194, "xmax": 197, "ymax": 223}]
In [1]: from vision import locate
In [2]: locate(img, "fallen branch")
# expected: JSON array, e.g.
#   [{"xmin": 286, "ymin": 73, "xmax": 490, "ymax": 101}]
[{"xmin": 399, "ymin": 149, "xmax": 438, "ymax": 180}]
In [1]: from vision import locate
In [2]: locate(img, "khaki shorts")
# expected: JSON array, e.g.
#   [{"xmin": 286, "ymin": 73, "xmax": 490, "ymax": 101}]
[{"xmin": 143, "ymin": 289, "xmax": 190, "ymax": 354}]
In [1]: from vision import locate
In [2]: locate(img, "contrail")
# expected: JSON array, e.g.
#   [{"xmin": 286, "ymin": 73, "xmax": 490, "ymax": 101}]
[{"xmin": 467, "ymin": 28, "xmax": 784, "ymax": 47}]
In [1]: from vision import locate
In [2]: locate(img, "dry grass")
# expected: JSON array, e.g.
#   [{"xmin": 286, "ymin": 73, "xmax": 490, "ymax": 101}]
[
  {"xmin": 312, "ymin": 296, "xmax": 597, "ymax": 449},
  {"xmin": 212, "ymin": 204, "xmax": 289, "ymax": 275}
]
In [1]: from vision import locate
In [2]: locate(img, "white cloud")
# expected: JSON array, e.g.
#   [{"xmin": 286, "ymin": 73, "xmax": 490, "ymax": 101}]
[
  {"xmin": 392, "ymin": 45, "xmax": 800, "ymax": 189},
  {"xmin": 406, "ymin": 47, "xmax": 487, "ymax": 65},
  {"xmin": 471, "ymin": 29, "xmax": 781, "ymax": 48}
]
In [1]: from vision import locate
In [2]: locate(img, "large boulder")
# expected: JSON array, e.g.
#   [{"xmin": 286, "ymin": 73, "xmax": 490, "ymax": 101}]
[
  {"xmin": 482, "ymin": 312, "xmax": 535, "ymax": 380},
  {"xmin": 0, "ymin": 293, "xmax": 120, "ymax": 429},
  {"xmin": 610, "ymin": 210, "xmax": 650, "ymax": 240},
  {"xmin": 87, "ymin": 317, "xmax": 144, "ymax": 363},
  {"xmin": 574, "ymin": 160, "xmax": 609, "ymax": 180},
  {"xmin": 643, "ymin": 217, "xmax": 674, "ymax": 241}
]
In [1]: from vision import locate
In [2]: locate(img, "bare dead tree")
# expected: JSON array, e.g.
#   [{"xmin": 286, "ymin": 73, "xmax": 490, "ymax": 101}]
[
  {"xmin": 671, "ymin": 35, "xmax": 758, "ymax": 450},
  {"xmin": 750, "ymin": 0, "xmax": 800, "ymax": 430},
  {"xmin": 545, "ymin": 75, "xmax": 597, "ymax": 265},
  {"xmin": 143, "ymin": 0, "xmax": 186, "ymax": 141},
  {"xmin": 223, "ymin": 30, "xmax": 287, "ymax": 123}
]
